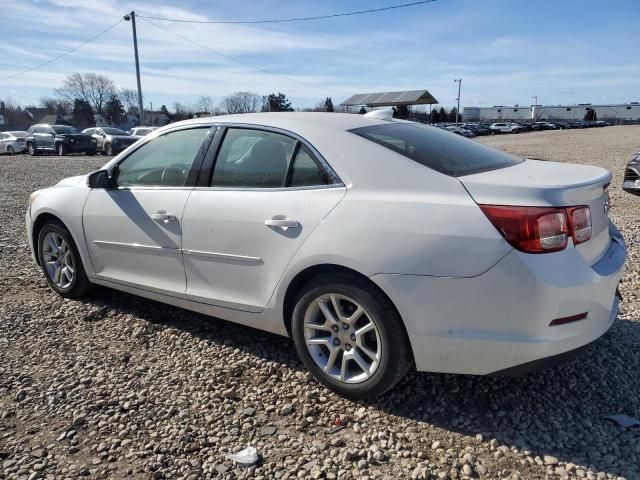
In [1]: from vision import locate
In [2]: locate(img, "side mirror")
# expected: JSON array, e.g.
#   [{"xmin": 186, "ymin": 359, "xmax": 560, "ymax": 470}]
[{"xmin": 87, "ymin": 170, "xmax": 114, "ymax": 189}]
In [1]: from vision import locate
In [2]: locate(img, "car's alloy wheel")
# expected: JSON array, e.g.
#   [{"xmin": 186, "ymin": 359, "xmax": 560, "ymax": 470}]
[
  {"xmin": 41, "ymin": 232, "xmax": 74, "ymax": 290},
  {"xmin": 303, "ymin": 293, "xmax": 382, "ymax": 383},
  {"xmin": 28, "ymin": 143, "xmax": 37, "ymax": 155},
  {"xmin": 292, "ymin": 273, "xmax": 412, "ymax": 399},
  {"xmin": 37, "ymin": 221, "xmax": 91, "ymax": 298},
  {"xmin": 105, "ymin": 144, "xmax": 113, "ymax": 156},
  {"xmin": 7, "ymin": 146, "xmax": 14, "ymax": 155},
  {"xmin": 57, "ymin": 143, "xmax": 67, "ymax": 156}
]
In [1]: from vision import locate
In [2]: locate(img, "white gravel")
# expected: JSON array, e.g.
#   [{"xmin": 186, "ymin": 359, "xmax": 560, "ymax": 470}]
[{"xmin": 1, "ymin": 126, "xmax": 639, "ymax": 480}]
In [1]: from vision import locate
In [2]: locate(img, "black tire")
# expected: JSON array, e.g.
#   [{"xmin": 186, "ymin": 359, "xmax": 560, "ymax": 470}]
[
  {"xmin": 291, "ymin": 272, "xmax": 413, "ymax": 399},
  {"xmin": 28, "ymin": 142, "xmax": 37, "ymax": 156},
  {"xmin": 7, "ymin": 146, "xmax": 14, "ymax": 155},
  {"xmin": 85, "ymin": 149, "xmax": 96, "ymax": 156},
  {"xmin": 105, "ymin": 143, "xmax": 113, "ymax": 156},
  {"xmin": 37, "ymin": 221, "xmax": 92, "ymax": 298},
  {"xmin": 57, "ymin": 143, "xmax": 67, "ymax": 156}
]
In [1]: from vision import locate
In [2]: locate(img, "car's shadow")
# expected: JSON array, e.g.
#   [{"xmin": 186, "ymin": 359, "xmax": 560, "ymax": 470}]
[{"xmin": 83, "ymin": 287, "xmax": 640, "ymax": 478}]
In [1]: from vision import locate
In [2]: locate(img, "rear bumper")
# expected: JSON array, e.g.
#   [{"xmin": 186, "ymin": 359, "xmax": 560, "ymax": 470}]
[{"xmin": 372, "ymin": 224, "xmax": 626, "ymax": 375}]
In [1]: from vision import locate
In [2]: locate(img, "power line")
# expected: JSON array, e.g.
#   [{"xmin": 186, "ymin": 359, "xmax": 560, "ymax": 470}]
[
  {"xmin": 140, "ymin": 18, "xmax": 352, "ymax": 95},
  {"xmin": 0, "ymin": 19, "xmax": 124, "ymax": 82},
  {"xmin": 137, "ymin": 0, "xmax": 438, "ymax": 24}
]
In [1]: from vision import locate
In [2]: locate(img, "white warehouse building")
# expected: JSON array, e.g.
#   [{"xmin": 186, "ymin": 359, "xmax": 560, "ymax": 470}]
[{"xmin": 462, "ymin": 103, "xmax": 640, "ymax": 122}]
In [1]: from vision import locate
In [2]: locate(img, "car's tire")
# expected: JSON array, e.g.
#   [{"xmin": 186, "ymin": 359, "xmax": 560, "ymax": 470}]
[
  {"xmin": 105, "ymin": 143, "xmax": 113, "ymax": 156},
  {"xmin": 37, "ymin": 221, "xmax": 92, "ymax": 298},
  {"xmin": 28, "ymin": 142, "xmax": 37, "ymax": 156},
  {"xmin": 57, "ymin": 143, "xmax": 68, "ymax": 156},
  {"xmin": 7, "ymin": 146, "xmax": 14, "ymax": 155},
  {"xmin": 291, "ymin": 272, "xmax": 413, "ymax": 399},
  {"xmin": 85, "ymin": 149, "xmax": 96, "ymax": 156}
]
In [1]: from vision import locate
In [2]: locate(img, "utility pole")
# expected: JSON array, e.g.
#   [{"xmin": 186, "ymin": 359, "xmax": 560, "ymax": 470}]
[
  {"xmin": 124, "ymin": 11, "xmax": 144, "ymax": 125},
  {"xmin": 531, "ymin": 96, "xmax": 538, "ymax": 120},
  {"xmin": 454, "ymin": 78, "xmax": 462, "ymax": 125}
]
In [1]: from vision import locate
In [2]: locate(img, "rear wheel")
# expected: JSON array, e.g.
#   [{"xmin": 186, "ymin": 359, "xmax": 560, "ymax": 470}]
[
  {"xmin": 37, "ymin": 221, "xmax": 91, "ymax": 298},
  {"xmin": 7, "ymin": 146, "xmax": 14, "ymax": 155},
  {"xmin": 291, "ymin": 273, "xmax": 412, "ymax": 399},
  {"xmin": 57, "ymin": 143, "xmax": 67, "ymax": 156}
]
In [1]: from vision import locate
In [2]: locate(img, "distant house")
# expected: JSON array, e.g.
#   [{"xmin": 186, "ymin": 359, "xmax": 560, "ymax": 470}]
[
  {"xmin": 144, "ymin": 110, "xmax": 170, "ymax": 127},
  {"xmin": 36, "ymin": 113, "xmax": 72, "ymax": 126}
]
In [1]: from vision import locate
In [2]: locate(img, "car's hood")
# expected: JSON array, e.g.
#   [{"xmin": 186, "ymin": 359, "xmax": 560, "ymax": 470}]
[{"xmin": 54, "ymin": 175, "xmax": 87, "ymax": 188}]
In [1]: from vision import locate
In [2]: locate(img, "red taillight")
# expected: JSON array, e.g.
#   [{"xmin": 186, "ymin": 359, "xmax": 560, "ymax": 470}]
[
  {"xmin": 480, "ymin": 204, "xmax": 591, "ymax": 254},
  {"xmin": 567, "ymin": 206, "xmax": 592, "ymax": 245}
]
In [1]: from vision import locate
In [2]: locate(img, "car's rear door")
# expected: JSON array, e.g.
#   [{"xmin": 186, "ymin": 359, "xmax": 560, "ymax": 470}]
[
  {"xmin": 83, "ymin": 125, "xmax": 215, "ymax": 296},
  {"xmin": 181, "ymin": 126, "xmax": 345, "ymax": 312}
]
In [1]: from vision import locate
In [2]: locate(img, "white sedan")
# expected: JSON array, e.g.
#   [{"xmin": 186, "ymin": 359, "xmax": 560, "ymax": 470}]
[
  {"xmin": 0, "ymin": 130, "xmax": 28, "ymax": 154},
  {"xmin": 26, "ymin": 112, "xmax": 626, "ymax": 398}
]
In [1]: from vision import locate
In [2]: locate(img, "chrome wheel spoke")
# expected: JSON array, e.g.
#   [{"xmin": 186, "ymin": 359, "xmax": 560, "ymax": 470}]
[
  {"xmin": 339, "ymin": 353, "xmax": 349, "ymax": 382},
  {"xmin": 350, "ymin": 349, "xmax": 370, "ymax": 376},
  {"xmin": 317, "ymin": 298, "xmax": 339, "ymax": 326},
  {"xmin": 324, "ymin": 346, "xmax": 339, "ymax": 373},
  {"xmin": 307, "ymin": 337, "xmax": 331, "ymax": 347},
  {"xmin": 358, "ymin": 343, "xmax": 379, "ymax": 362},
  {"xmin": 355, "ymin": 321, "xmax": 375, "ymax": 338}
]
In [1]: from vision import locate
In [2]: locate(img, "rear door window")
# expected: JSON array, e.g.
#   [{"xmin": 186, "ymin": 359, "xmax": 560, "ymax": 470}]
[{"xmin": 351, "ymin": 122, "xmax": 522, "ymax": 177}]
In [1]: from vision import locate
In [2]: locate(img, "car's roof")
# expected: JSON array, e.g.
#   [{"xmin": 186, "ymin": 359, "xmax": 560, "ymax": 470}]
[{"xmin": 159, "ymin": 112, "xmax": 388, "ymax": 133}]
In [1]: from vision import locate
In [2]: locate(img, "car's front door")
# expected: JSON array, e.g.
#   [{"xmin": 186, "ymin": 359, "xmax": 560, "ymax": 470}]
[
  {"xmin": 181, "ymin": 127, "xmax": 345, "ymax": 312},
  {"xmin": 83, "ymin": 126, "xmax": 214, "ymax": 295}
]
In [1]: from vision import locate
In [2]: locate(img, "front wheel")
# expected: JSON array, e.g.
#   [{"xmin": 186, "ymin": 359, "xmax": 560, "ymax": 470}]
[
  {"xmin": 291, "ymin": 273, "xmax": 413, "ymax": 399},
  {"xmin": 105, "ymin": 143, "xmax": 113, "ymax": 156},
  {"xmin": 37, "ymin": 221, "xmax": 91, "ymax": 298},
  {"xmin": 28, "ymin": 143, "xmax": 37, "ymax": 156},
  {"xmin": 57, "ymin": 143, "xmax": 67, "ymax": 156},
  {"xmin": 7, "ymin": 146, "xmax": 14, "ymax": 155}
]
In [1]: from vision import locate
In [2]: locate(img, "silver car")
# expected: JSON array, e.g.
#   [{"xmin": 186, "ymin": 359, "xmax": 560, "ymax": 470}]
[
  {"xmin": 129, "ymin": 126, "xmax": 158, "ymax": 138},
  {"xmin": 83, "ymin": 127, "xmax": 139, "ymax": 156},
  {"xmin": 0, "ymin": 131, "xmax": 28, "ymax": 154}
]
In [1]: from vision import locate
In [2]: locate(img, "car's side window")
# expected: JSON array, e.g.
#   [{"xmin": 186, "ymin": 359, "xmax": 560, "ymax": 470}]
[
  {"xmin": 116, "ymin": 127, "xmax": 210, "ymax": 188},
  {"xmin": 211, "ymin": 128, "xmax": 297, "ymax": 188},
  {"xmin": 288, "ymin": 145, "xmax": 331, "ymax": 187}
]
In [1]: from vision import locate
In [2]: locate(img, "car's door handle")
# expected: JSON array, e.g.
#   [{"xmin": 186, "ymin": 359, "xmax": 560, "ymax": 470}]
[
  {"xmin": 151, "ymin": 212, "xmax": 176, "ymax": 223},
  {"xmin": 265, "ymin": 218, "xmax": 300, "ymax": 230}
]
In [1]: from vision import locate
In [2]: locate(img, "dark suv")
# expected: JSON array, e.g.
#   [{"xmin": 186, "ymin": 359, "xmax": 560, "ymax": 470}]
[{"xmin": 26, "ymin": 124, "xmax": 97, "ymax": 156}]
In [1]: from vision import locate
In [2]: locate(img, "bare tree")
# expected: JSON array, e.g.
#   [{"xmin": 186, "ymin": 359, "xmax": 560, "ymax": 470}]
[
  {"xmin": 220, "ymin": 92, "xmax": 260, "ymax": 114},
  {"xmin": 194, "ymin": 96, "xmax": 215, "ymax": 113},
  {"xmin": 55, "ymin": 72, "xmax": 115, "ymax": 114},
  {"xmin": 40, "ymin": 97, "xmax": 72, "ymax": 115},
  {"xmin": 119, "ymin": 88, "xmax": 140, "ymax": 114}
]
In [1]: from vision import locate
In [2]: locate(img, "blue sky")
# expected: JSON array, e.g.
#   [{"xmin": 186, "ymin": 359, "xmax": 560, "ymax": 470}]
[{"xmin": 0, "ymin": 0, "xmax": 638, "ymax": 111}]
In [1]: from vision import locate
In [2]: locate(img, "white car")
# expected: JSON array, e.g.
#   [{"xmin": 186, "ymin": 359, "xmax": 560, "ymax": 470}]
[
  {"xmin": 129, "ymin": 126, "xmax": 158, "ymax": 137},
  {"xmin": 0, "ymin": 130, "xmax": 28, "ymax": 154},
  {"xmin": 26, "ymin": 113, "xmax": 626, "ymax": 398},
  {"xmin": 490, "ymin": 122, "xmax": 521, "ymax": 134}
]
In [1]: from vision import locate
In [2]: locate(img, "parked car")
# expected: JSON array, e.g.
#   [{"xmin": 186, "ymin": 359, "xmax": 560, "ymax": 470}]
[
  {"xmin": 445, "ymin": 126, "xmax": 475, "ymax": 138},
  {"xmin": 83, "ymin": 127, "xmax": 139, "ymax": 156},
  {"xmin": 463, "ymin": 124, "xmax": 492, "ymax": 136},
  {"xmin": 26, "ymin": 124, "xmax": 96, "ymax": 156},
  {"xmin": 0, "ymin": 131, "xmax": 28, "ymax": 154},
  {"xmin": 130, "ymin": 126, "xmax": 158, "ymax": 137},
  {"xmin": 622, "ymin": 151, "xmax": 640, "ymax": 196},
  {"xmin": 26, "ymin": 113, "xmax": 626, "ymax": 398},
  {"xmin": 490, "ymin": 122, "xmax": 521, "ymax": 134}
]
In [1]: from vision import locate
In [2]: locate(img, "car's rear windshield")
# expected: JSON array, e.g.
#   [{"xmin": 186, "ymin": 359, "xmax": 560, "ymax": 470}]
[
  {"xmin": 102, "ymin": 128, "xmax": 128, "ymax": 135},
  {"xmin": 52, "ymin": 126, "xmax": 79, "ymax": 134},
  {"xmin": 350, "ymin": 122, "xmax": 523, "ymax": 177}
]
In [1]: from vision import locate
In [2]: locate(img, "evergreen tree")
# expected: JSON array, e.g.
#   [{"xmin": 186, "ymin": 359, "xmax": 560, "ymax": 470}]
[
  {"xmin": 72, "ymin": 98, "xmax": 95, "ymax": 130},
  {"xmin": 104, "ymin": 94, "xmax": 126, "ymax": 126},
  {"xmin": 448, "ymin": 107, "xmax": 458, "ymax": 123},
  {"xmin": 430, "ymin": 108, "xmax": 439, "ymax": 123},
  {"xmin": 324, "ymin": 97, "xmax": 334, "ymax": 112},
  {"xmin": 261, "ymin": 93, "xmax": 294, "ymax": 112},
  {"xmin": 358, "ymin": 107, "xmax": 367, "ymax": 114},
  {"xmin": 160, "ymin": 105, "xmax": 173, "ymax": 122},
  {"xmin": 439, "ymin": 107, "xmax": 447, "ymax": 121}
]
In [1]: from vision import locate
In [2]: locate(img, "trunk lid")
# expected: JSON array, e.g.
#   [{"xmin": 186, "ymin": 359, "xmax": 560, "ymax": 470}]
[{"xmin": 459, "ymin": 159, "xmax": 612, "ymax": 265}]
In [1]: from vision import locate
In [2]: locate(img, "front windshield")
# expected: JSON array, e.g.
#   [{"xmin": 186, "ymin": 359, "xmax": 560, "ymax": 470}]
[
  {"xmin": 52, "ymin": 126, "xmax": 79, "ymax": 134},
  {"xmin": 102, "ymin": 127, "xmax": 128, "ymax": 135}
]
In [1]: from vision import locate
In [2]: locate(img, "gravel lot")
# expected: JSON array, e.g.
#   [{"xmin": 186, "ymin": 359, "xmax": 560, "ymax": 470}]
[{"xmin": 1, "ymin": 126, "xmax": 639, "ymax": 480}]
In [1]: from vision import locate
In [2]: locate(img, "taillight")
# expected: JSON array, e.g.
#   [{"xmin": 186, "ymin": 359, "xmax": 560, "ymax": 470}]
[
  {"xmin": 480, "ymin": 206, "xmax": 568, "ymax": 253},
  {"xmin": 567, "ymin": 206, "xmax": 592, "ymax": 245},
  {"xmin": 480, "ymin": 205, "xmax": 591, "ymax": 254}
]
